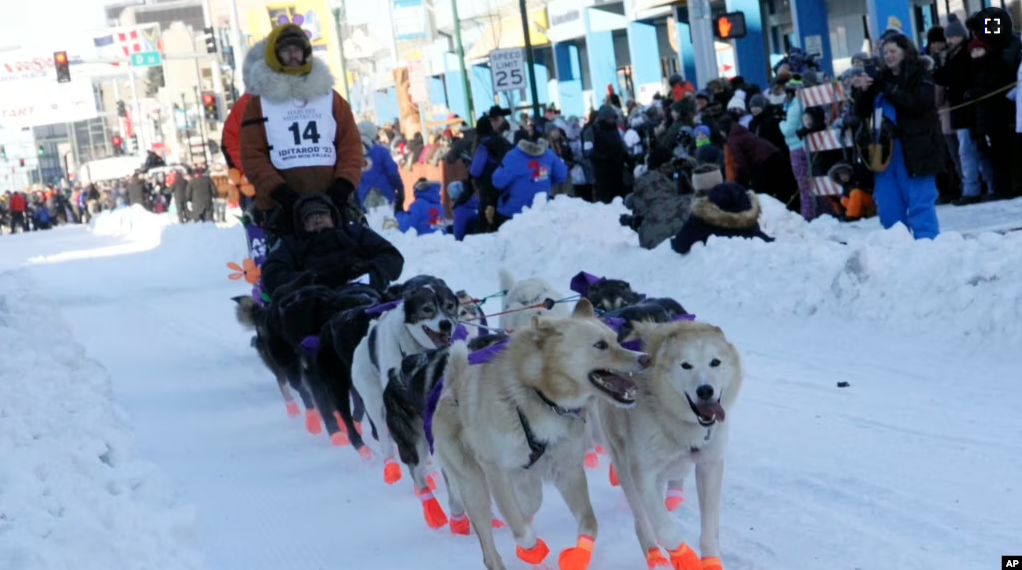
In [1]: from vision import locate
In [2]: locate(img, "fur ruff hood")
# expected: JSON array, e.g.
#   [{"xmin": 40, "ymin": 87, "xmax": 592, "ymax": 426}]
[
  {"xmin": 691, "ymin": 189, "xmax": 762, "ymax": 229},
  {"xmin": 245, "ymin": 40, "xmax": 335, "ymax": 103},
  {"xmin": 516, "ymin": 138, "xmax": 549, "ymax": 156}
]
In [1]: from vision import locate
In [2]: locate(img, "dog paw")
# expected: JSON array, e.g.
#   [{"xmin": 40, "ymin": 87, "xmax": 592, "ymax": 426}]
[
  {"xmin": 665, "ymin": 489, "xmax": 684, "ymax": 511},
  {"xmin": 608, "ymin": 464, "xmax": 620, "ymax": 487},
  {"xmin": 700, "ymin": 556, "xmax": 722, "ymax": 570},
  {"xmin": 584, "ymin": 450, "xmax": 599, "ymax": 469},
  {"xmin": 646, "ymin": 548, "xmax": 670, "ymax": 569},
  {"xmin": 419, "ymin": 491, "xmax": 448, "ymax": 530},
  {"xmin": 667, "ymin": 543, "xmax": 701, "ymax": 570},
  {"xmin": 357, "ymin": 445, "xmax": 374, "ymax": 462},
  {"xmin": 558, "ymin": 535, "xmax": 594, "ymax": 570},
  {"xmin": 285, "ymin": 399, "xmax": 300, "ymax": 417},
  {"xmin": 383, "ymin": 458, "xmax": 402, "ymax": 485},
  {"xmin": 330, "ymin": 431, "xmax": 350, "ymax": 447},
  {"xmin": 449, "ymin": 514, "xmax": 471, "ymax": 535},
  {"xmin": 304, "ymin": 409, "xmax": 322, "ymax": 435},
  {"xmin": 515, "ymin": 538, "xmax": 550, "ymax": 566}
]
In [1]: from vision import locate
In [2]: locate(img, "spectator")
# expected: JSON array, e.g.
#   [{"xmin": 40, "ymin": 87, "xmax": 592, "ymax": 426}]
[
  {"xmin": 715, "ymin": 114, "xmax": 797, "ymax": 209},
  {"xmin": 125, "ymin": 172, "xmax": 146, "ymax": 207},
  {"xmin": 356, "ymin": 121, "xmax": 404, "ymax": 211},
  {"xmin": 396, "ymin": 179, "xmax": 445, "ymax": 235},
  {"xmin": 966, "ymin": 38, "xmax": 1016, "ymax": 201},
  {"xmin": 621, "ymin": 146, "xmax": 694, "ymax": 249},
  {"xmin": 670, "ymin": 180, "xmax": 773, "ymax": 255},
  {"xmin": 490, "ymin": 136, "xmax": 568, "ymax": 228},
  {"xmin": 187, "ymin": 169, "xmax": 218, "ymax": 223},
  {"xmin": 446, "ymin": 180, "xmax": 480, "ymax": 242},
  {"xmin": 851, "ymin": 33, "xmax": 942, "ymax": 240}
]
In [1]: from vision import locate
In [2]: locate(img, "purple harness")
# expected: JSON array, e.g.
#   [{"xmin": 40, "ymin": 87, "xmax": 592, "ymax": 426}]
[
  {"xmin": 424, "ymin": 337, "xmax": 511, "ymax": 454},
  {"xmin": 604, "ymin": 314, "xmax": 696, "ymax": 350}
]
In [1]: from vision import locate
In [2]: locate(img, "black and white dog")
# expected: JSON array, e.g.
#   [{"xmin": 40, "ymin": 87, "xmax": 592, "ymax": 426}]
[{"xmin": 349, "ymin": 275, "xmax": 460, "ymax": 484}]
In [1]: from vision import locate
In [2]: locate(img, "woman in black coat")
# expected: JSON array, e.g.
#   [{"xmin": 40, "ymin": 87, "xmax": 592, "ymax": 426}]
[{"xmin": 851, "ymin": 33, "xmax": 943, "ymax": 240}]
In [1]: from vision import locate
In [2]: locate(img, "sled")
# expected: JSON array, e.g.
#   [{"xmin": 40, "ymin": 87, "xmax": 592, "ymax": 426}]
[{"xmin": 227, "ymin": 214, "xmax": 270, "ymax": 304}]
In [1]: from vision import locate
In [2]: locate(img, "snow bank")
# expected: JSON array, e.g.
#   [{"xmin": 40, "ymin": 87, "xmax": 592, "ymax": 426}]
[
  {"xmin": 89, "ymin": 205, "xmax": 173, "ymax": 240},
  {"xmin": 0, "ymin": 271, "xmax": 204, "ymax": 570},
  {"xmin": 369, "ymin": 195, "xmax": 1022, "ymax": 347}
]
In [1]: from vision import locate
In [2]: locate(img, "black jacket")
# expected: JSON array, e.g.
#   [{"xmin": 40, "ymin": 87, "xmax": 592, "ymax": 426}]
[
  {"xmin": 967, "ymin": 51, "xmax": 1016, "ymax": 137},
  {"xmin": 186, "ymin": 175, "xmax": 217, "ymax": 209},
  {"xmin": 125, "ymin": 180, "xmax": 146, "ymax": 206},
  {"xmin": 854, "ymin": 59, "xmax": 945, "ymax": 178},
  {"xmin": 172, "ymin": 176, "xmax": 188, "ymax": 203},
  {"xmin": 261, "ymin": 195, "xmax": 404, "ymax": 296},
  {"xmin": 932, "ymin": 44, "xmax": 974, "ymax": 130}
]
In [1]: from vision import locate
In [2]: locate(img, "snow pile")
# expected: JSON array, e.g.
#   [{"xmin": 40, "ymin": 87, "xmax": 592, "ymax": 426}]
[
  {"xmin": 89, "ymin": 205, "xmax": 173, "ymax": 240},
  {"xmin": 368, "ymin": 195, "xmax": 1022, "ymax": 346},
  {"xmin": 0, "ymin": 271, "xmax": 204, "ymax": 570}
]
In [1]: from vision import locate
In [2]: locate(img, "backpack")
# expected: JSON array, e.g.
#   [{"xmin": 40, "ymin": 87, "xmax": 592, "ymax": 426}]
[{"xmin": 855, "ymin": 105, "xmax": 896, "ymax": 173}]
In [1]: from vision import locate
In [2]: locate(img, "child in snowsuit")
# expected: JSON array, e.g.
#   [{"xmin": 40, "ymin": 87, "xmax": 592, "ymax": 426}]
[{"xmin": 828, "ymin": 162, "xmax": 876, "ymax": 221}]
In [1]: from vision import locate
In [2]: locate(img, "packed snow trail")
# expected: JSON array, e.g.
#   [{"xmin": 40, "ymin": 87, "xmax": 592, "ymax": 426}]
[{"xmin": 16, "ymin": 202, "xmax": 1022, "ymax": 570}]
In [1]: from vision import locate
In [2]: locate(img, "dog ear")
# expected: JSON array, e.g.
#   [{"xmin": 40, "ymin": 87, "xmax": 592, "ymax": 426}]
[
  {"xmin": 231, "ymin": 295, "xmax": 249, "ymax": 305},
  {"xmin": 572, "ymin": 298, "xmax": 596, "ymax": 318}
]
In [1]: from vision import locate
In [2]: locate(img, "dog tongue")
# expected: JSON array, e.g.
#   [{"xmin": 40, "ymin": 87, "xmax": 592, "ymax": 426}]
[
  {"xmin": 604, "ymin": 374, "xmax": 637, "ymax": 398},
  {"xmin": 696, "ymin": 401, "xmax": 726, "ymax": 422}
]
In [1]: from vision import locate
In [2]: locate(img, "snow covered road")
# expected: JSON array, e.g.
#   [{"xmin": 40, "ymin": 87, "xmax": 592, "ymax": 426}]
[{"xmin": 9, "ymin": 200, "xmax": 1022, "ymax": 570}]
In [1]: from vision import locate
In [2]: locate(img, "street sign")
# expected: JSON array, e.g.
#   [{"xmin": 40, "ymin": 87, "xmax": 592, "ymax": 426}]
[
  {"xmin": 130, "ymin": 51, "xmax": 163, "ymax": 68},
  {"xmin": 714, "ymin": 12, "xmax": 747, "ymax": 40},
  {"xmin": 489, "ymin": 48, "xmax": 527, "ymax": 94}
]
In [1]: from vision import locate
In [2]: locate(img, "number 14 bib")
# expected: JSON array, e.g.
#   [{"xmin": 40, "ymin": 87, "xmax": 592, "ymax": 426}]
[{"xmin": 262, "ymin": 93, "xmax": 337, "ymax": 170}]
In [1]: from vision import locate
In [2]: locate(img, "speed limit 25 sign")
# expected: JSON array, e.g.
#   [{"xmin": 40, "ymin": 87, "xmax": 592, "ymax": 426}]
[{"xmin": 490, "ymin": 48, "xmax": 527, "ymax": 93}]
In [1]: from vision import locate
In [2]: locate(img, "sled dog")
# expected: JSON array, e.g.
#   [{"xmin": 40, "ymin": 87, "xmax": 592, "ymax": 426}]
[
  {"xmin": 497, "ymin": 269, "xmax": 570, "ymax": 332},
  {"xmin": 432, "ymin": 299, "xmax": 650, "ymax": 570},
  {"xmin": 350, "ymin": 275, "xmax": 460, "ymax": 484},
  {"xmin": 596, "ymin": 319, "xmax": 742, "ymax": 570}
]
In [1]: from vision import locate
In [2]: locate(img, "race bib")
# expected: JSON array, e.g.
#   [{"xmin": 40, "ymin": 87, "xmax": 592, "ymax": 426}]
[{"xmin": 262, "ymin": 93, "xmax": 337, "ymax": 170}]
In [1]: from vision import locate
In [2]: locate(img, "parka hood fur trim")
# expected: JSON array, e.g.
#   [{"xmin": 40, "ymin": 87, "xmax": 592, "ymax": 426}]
[
  {"xmin": 245, "ymin": 42, "xmax": 335, "ymax": 103},
  {"xmin": 691, "ymin": 190, "xmax": 762, "ymax": 229},
  {"xmin": 516, "ymin": 138, "xmax": 549, "ymax": 156}
]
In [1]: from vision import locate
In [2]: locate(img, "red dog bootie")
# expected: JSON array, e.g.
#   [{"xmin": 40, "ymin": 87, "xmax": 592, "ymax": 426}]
[
  {"xmin": 584, "ymin": 448, "xmax": 599, "ymax": 469},
  {"xmin": 383, "ymin": 458, "xmax": 402, "ymax": 485},
  {"xmin": 516, "ymin": 538, "xmax": 550, "ymax": 566},
  {"xmin": 646, "ymin": 547, "xmax": 670, "ymax": 569},
  {"xmin": 665, "ymin": 488, "xmax": 684, "ymax": 511},
  {"xmin": 356, "ymin": 445, "xmax": 374, "ymax": 462},
  {"xmin": 304, "ymin": 409, "xmax": 322, "ymax": 435},
  {"xmin": 608, "ymin": 464, "xmax": 620, "ymax": 487},
  {"xmin": 284, "ymin": 398, "xmax": 300, "ymax": 417},
  {"xmin": 667, "ymin": 543, "xmax": 701, "ymax": 570},
  {"xmin": 417, "ymin": 489, "xmax": 448, "ymax": 529},
  {"xmin": 449, "ymin": 514, "xmax": 470, "ymax": 535},
  {"xmin": 558, "ymin": 534, "xmax": 595, "ymax": 570}
]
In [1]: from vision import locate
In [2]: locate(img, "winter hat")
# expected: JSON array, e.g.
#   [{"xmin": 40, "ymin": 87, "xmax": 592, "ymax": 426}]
[
  {"xmin": 749, "ymin": 94, "xmax": 769, "ymax": 110},
  {"xmin": 851, "ymin": 51, "xmax": 870, "ymax": 63},
  {"xmin": 358, "ymin": 120, "xmax": 379, "ymax": 147},
  {"xmin": 446, "ymin": 180, "xmax": 466, "ymax": 203},
  {"xmin": 827, "ymin": 162, "xmax": 855, "ymax": 184},
  {"xmin": 693, "ymin": 125, "xmax": 712, "ymax": 139},
  {"xmin": 298, "ymin": 195, "xmax": 332, "ymax": 223},
  {"xmin": 727, "ymin": 90, "xmax": 747, "ymax": 112},
  {"xmin": 647, "ymin": 146, "xmax": 674, "ymax": 171},
  {"xmin": 691, "ymin": 164, "xmax": 724, "ymax": 192},
  {"xmin": 266, "ymin": 24, "xmax": 313, "ymax": 75},
  {"xmin": 926, "ymin": 26, "xmax": 946, "ymax": 44},
  {"xmin": 919, "ymin": 54, "xmax": 935, "ymax": 70},
  {"xmin": 944, "ymin": 15, "xmax": 968, "ymax": 40}
]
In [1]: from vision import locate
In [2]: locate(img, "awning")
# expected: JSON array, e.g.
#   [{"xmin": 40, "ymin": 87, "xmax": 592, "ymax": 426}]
[{"xmin": 465, "ymin": 8, "xmax": 550, "ymax": 62}]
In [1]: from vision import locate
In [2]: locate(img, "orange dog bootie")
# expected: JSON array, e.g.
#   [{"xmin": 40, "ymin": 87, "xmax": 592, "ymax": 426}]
[
  {"xmin": 667, "ymin": 543, "xmax": 701, "ymax": 570},
  {"xmin": 516, "ymin": 538, "xmax": 550, "ymax": 565},
  {"xmin": 646, "ymin": 547, "xmax": 670, "ymax": 569},
  {"xmin": 284, "ymin": 398, "xmax": 300, "ymax": 417},
  {"xmin": 417, "ymin": 489, "xmax": 448, "ymax": 529},
  {"xmin": 701, "ymin": 556, "xmax": 723, "ymax": 570},
  {"xmin": 449, "ymin": 514, "xmax": 471, "ymax": 535},
  {"xmin": 304, "ymin": 409, "xmax": 322, "ymax": 435},
  {"xmin": 665, "ymin": 488, "xmax": 684, "ymax": 511},
  {"xmin": 558, "ymin": 534, "xmax": 594, "ymax": 570},
  {"xmin": 383, "ymin": 458, "xmax": 402, "ymax": 484}
]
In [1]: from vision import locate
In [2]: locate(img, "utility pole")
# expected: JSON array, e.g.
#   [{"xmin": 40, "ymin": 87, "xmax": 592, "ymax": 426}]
[
  {"xmin": 227, "ymin": 0, "xmax": 247, "ymax": 87},
  {"xmin": 201, "ymin": 0, "xmax": 226, "ymax": 120},
  {"xmin": 127, "ymin": 70, "xmax": 145, "ymax": 153},
  {"xmin": 451, "ymin": 0, "xmax": 474, "ymax": 121},
  {"xmin": 517, "ymin": 0, "xmax": 541, "ymax": 120},
  {"xmin": 688, "ymin": 0, "xmax": 718, "ymax": 87},
  {"xmin": 333, "ymin": 6, "xmax": 351, "ymax": 101}
]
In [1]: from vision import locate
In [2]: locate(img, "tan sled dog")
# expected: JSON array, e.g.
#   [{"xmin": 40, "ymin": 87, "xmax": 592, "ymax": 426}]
[
  {"xmin": 431, "ymin": 299, "xmax": 650, "ymax": 570},
  {"xmin": 596, "ymin": 320, "xmax": 742, "ymax": 570}
]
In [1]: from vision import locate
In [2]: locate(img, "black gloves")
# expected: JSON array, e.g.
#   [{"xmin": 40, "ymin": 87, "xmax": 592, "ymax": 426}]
[
  {"xmin": 327, "ymin": 178, "xmax": 355, "ymax": 212},
  {"xmin": 268, "ymin": 208, "xmax": 294, "ymax": 237},
  {"xmin": 271, "ymin": 185, "xmax": 300, "ymax": 212}
]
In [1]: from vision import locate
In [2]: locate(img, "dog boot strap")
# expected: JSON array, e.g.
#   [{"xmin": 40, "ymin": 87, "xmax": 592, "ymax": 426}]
[
  {"xmin": 557, "ymin": 535, "xmax": 594, "ymax": 570},
  {"xmin": 516, "ymin": 538, "xmax": 550, "ymax": 565}
]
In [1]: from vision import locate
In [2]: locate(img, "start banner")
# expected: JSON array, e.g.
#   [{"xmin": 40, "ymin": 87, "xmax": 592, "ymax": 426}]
[{"xmin": 0, "ymin": 50, "xmax": 99, "ymax": 128}]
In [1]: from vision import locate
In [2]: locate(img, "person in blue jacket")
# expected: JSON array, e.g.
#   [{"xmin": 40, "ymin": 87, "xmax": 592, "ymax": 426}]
[
  {"xmin": 397, "ymin": 179, "xmax": 445, "ymax": 235},
  {"xmin": 356, "ymin": 121, "xmax": 405, "ymax": 212},
  {"xmin": 447, "ymin": 180, "xmax": 480, "ymax": 241},
  {"xmin": 469, "ymin": 106, "xmax": 513, "ymax": 231},
  {"xmin": 490, "ymin": 135, "xmax": 568, "ymax": 229}
]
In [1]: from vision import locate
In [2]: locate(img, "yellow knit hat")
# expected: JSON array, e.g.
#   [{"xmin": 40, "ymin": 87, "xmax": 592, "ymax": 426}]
[{"xmin": 264, "ymin": 24, "xmax": 313, "ymax": 76}]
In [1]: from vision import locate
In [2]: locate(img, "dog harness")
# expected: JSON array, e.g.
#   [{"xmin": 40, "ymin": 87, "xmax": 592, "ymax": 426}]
[
  {"xmin": 517, "ymin": 389, "xmax": 584, "ymax": 469},
  {"xmin": 604, "ymin": 313, "xmax": 697, "ymax": 350}
]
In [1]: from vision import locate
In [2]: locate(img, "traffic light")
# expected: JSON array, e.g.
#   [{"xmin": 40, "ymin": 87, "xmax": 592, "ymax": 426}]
[
  {"xmin": 130, "ymin": 134, "xmax": 138, "ymax": 150},
  {"xmin": 204, "ymin": 27, "xmax": 218, "ymax": 54},
  {"xmin": 0, "ymin": 146, "xmax": 6, "ymax": 159},
  {"xmin": 714, "ymin": 12, "xmax": 747, "ymax": 40},
  {"xmin": 202, "ymin": 91, "xmax": 219, "ymax": 121},
  {"xmin": 19, "ymin": 158, "xmax": 25, "ymax": 167},
  {"xmin": 54, "ymin": 51, "xmax": 71, "ymax": 83},
  {"xmin": 38, "ymin": 145, "xmax": 45, "ymax": 156},
  {"xmin": 116, "ymin": 100, "xmax": 127, "ymax": 117},
  {"xmin": 112, "ymin": 135, "xmax": 123, "ymax": 156}
]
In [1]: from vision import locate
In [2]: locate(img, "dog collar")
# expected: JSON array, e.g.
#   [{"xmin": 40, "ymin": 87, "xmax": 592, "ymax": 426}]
[{"xmin": 533, "ymin": 389, "xmax": 583, "ymax": 418}]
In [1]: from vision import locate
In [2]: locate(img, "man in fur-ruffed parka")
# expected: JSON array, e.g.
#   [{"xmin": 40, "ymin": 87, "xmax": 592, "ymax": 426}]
[{"xmin": 241, "ymin": 23, "xmax": 364, "ymax": 236}]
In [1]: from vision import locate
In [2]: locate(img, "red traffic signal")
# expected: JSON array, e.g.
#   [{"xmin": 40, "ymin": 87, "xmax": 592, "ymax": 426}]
[
  {"xmin": 202, "ymin": 93, "xmax": 215, "ymax": 106},
  {"xmin": 112, "ymin": 135, "xmax": 123, "ymax": 147},
  {"xmin": 714, "ymin": 12, "xmax": 748, "ymax": 40},
  {"xmin": 54, "ymin": 51, "xmax": 71, "ymax": 83}
]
